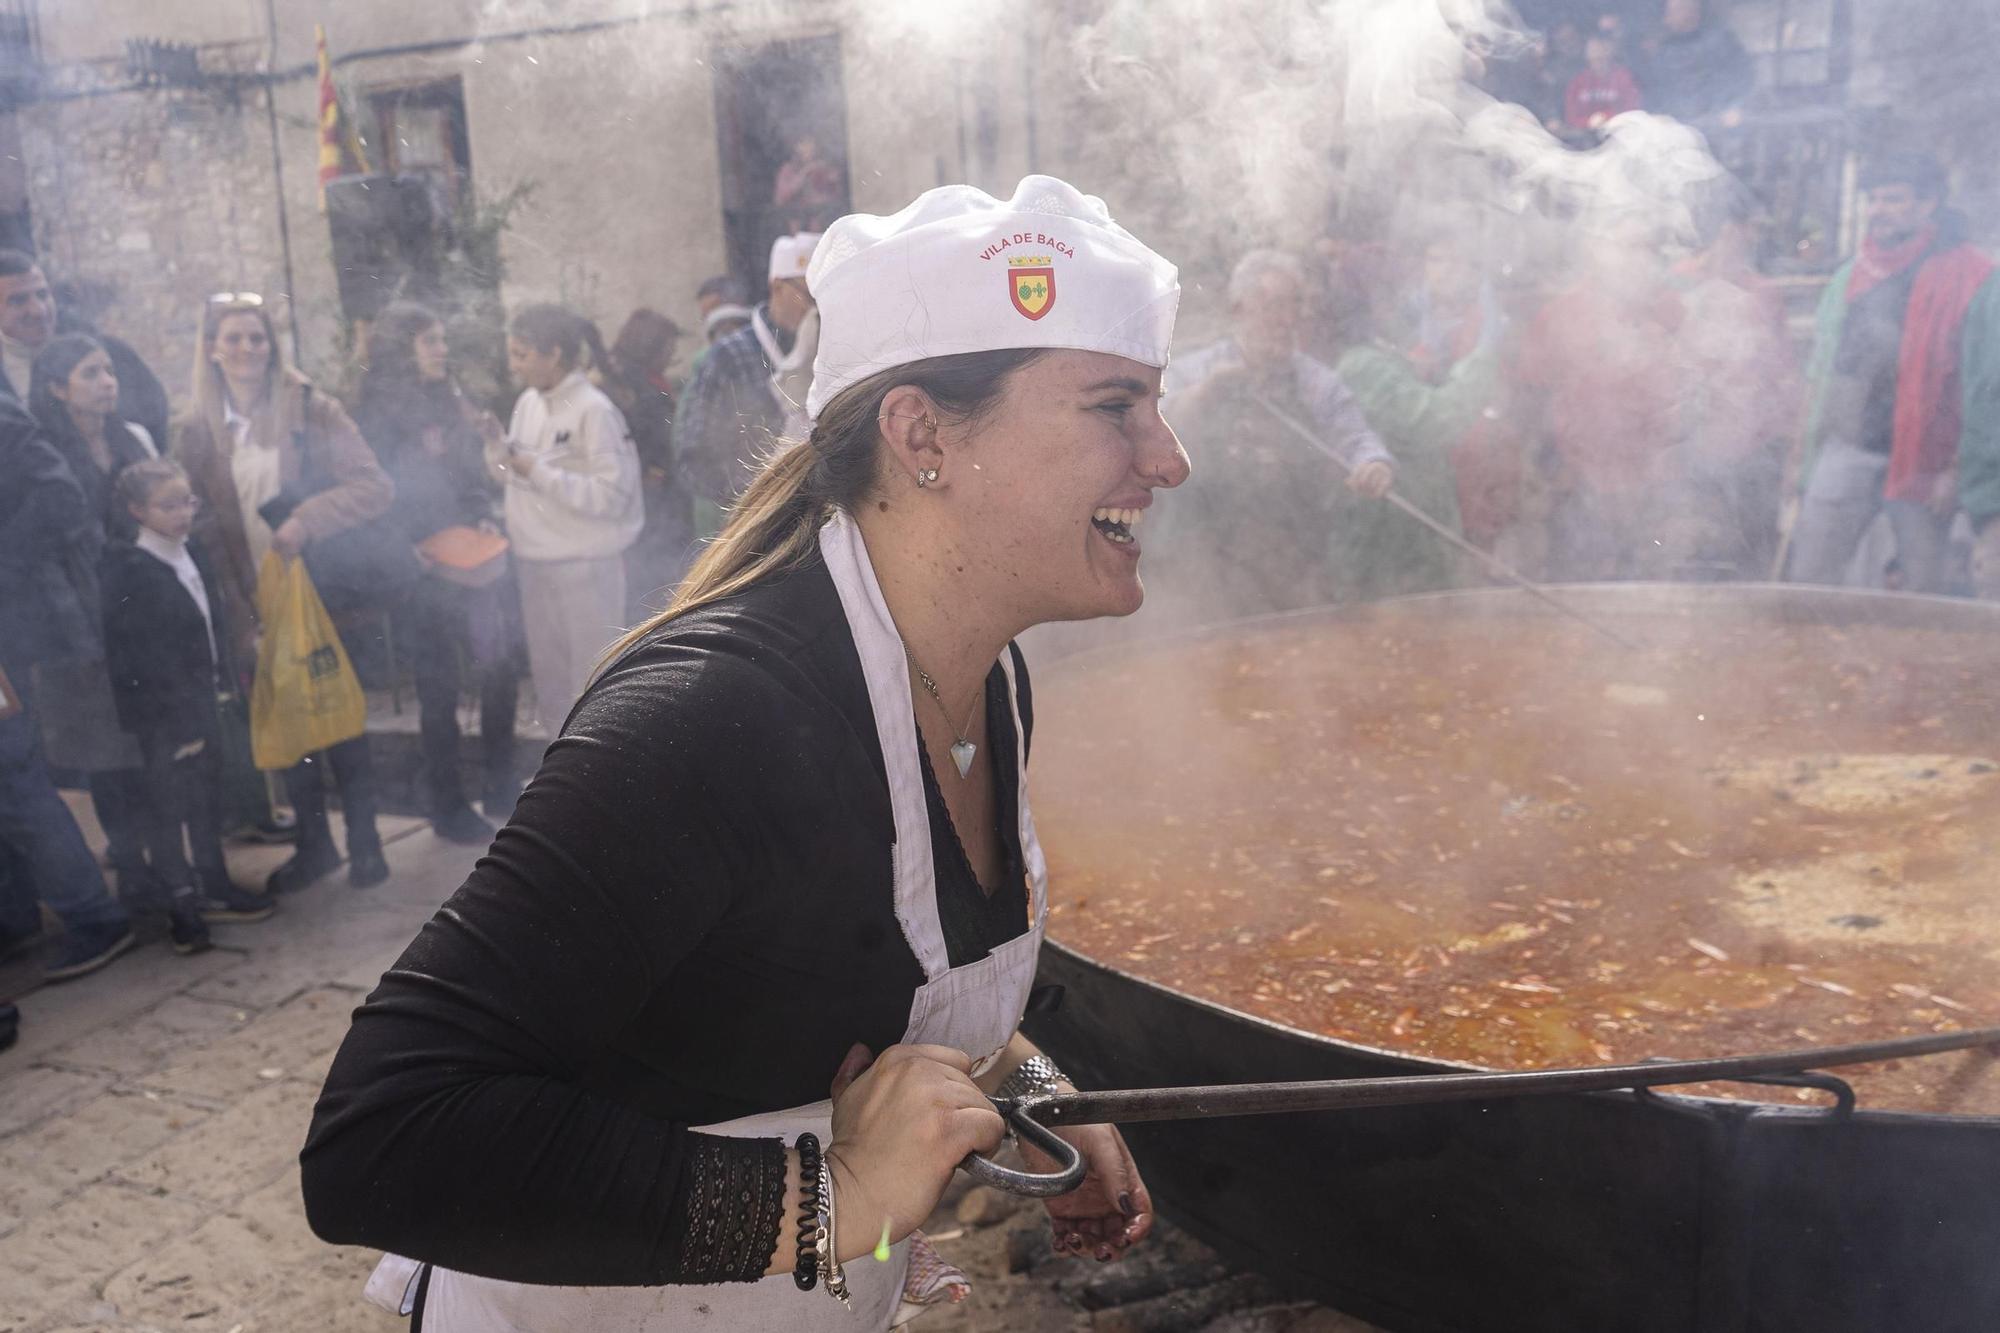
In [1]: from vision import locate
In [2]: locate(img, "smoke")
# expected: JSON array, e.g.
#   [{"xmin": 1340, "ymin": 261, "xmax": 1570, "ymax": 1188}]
[{"xmin": 1055, "ymin": 0, "xmax": 1732, "ymax": 297}]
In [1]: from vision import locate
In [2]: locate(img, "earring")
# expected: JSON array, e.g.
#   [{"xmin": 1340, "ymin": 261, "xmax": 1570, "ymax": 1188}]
[{"xmin": 916, "ymin": 468, "xmax": 939, "ymax": 488}]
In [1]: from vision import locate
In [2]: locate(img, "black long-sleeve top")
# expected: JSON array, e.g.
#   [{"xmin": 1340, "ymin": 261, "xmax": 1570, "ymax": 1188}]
[
  {"xmin": 301, "ymin": 552, "xmax": 1030, "ymax": 1286},
  {"xmin": 99, "ymin": 538, "xmax": 232, "ymax": 743},
  {"xmin": 351, "ymin": 377, "xmax": 498, "ymax": 545}
]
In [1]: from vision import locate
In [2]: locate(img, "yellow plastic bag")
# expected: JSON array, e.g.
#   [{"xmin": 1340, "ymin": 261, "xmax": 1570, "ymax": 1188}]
[{"xmin": 250, "ymin": 552, "xmax": 366, "ymax": 770}]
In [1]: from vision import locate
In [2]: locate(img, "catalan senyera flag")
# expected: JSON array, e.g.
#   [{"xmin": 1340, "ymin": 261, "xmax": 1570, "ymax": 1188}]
[{"xmin": 315, "ymin": 24, "xmax": 370, "ymax": 211}]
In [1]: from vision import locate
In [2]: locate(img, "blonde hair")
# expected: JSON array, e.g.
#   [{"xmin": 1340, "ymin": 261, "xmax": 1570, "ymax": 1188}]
[
  {"xmin": 190, "ymin": 298, "xmax": 294, "ymax": 455},
  {"xmin": 113, "ymin": 455, "xmax": 189, "ymax": 513},
  {"xmin": 601, "ymin": 349, "xmax": 1044, "ymax": 668}
]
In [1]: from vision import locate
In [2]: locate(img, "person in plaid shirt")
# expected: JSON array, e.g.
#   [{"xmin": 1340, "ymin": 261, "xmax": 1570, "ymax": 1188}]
[{"xmin": 675, "ymin": 234, "xmax": 820, "ymax": 534}]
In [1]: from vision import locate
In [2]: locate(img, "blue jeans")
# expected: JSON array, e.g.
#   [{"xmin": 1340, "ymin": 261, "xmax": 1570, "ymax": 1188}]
[{"xmin": 0, "ymin": 694, "xmax": 129, "ymax": 938}]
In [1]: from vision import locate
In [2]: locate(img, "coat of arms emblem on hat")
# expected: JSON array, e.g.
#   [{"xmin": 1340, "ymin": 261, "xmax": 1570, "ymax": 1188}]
[{"xmin": 1007, "ymin": 255, "xmax": 1056, "ymax": 321}]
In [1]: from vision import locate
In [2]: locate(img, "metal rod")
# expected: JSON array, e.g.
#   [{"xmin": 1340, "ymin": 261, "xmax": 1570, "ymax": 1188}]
[
  {"xmin": 1011, "ymin": 1025, "xmax": 2000, "ymax": 1127},
  {"xmin": 1248, "ymin": 392, "xmax": 1642, "ymax": 651}
]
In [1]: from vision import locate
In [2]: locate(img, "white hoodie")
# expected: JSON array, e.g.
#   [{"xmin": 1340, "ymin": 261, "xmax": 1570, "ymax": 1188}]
[{"xmin": 494, "ymin": 371, "xmax": 643, "ymax": 562}]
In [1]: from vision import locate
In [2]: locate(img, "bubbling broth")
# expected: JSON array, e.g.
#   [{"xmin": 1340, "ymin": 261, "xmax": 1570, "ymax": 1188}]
[{"xmin": 1033, "ymin": 611, "xmax": 2000, "ymax": 1115}]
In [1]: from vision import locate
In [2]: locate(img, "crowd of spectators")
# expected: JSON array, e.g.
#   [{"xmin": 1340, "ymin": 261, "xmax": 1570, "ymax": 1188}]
[
  {"xmin": 1162, "ymin": 145, "xmax": 1994, "ymax": 620},
  {"xmin": 1, "ymin": 92, "xmax": 1994, "ymax": 1056},
  {"xmin": 0, "ymin": 240, "xmax": 791, "ymax": 1042},
  {"xmin": 1482, "ymin": 0, "xmax": 1755, "ymax": 143}
]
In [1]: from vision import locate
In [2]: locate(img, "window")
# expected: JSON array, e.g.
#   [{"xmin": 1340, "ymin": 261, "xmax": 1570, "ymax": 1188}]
[
  {"xmin": 367, "ymin": 77, "xmax": 472, "ymax": 203},
  {"xmin": 1731, "ymin": 0, "xmax": 1853, "ymax": 103}
]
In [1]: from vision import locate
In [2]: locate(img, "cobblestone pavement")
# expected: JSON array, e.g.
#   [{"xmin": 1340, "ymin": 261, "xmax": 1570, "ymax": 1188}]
[
  {"xmin": 1, "ymin": 808, "xmax": 441, "ymax": 1333},
  {"xmin": 0, "ymin": 805, "xmax": 1382, "ymax": 1333}
]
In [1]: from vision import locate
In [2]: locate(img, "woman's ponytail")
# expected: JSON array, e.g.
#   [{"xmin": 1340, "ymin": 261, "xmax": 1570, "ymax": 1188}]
[
  {"xmin": 578, "ymin": 317, "xmax": 613, "ymax": 379},
  {"xmin": 598, "ymin": 347, "xmax": 1046, "ymax": 672}
]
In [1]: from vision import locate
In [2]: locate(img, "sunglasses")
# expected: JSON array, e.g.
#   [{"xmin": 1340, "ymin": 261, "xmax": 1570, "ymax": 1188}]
[{"xmin": 207, "ymin": 292, "xmax": 265, "ymax": 307}]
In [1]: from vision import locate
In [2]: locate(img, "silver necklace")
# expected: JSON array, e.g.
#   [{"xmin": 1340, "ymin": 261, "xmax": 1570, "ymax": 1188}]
[{"xmin": 908, "ymin": 653, "xmax": 980, "ymax": 779}]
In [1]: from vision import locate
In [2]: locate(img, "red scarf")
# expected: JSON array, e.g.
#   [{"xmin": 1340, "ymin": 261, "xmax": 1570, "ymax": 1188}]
[{"xmin": 1845, "ymin": 230, "xmax": 1996, "ymax": 500}]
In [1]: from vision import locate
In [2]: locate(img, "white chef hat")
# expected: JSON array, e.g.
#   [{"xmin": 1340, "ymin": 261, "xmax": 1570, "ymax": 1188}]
[
  {"xmin": 769, "ymin": 232, "xmax": 821, "ymax": 284},
  {"xmin": 805, "ymin": 175, "xmax": 1179, "ymax": 421}
]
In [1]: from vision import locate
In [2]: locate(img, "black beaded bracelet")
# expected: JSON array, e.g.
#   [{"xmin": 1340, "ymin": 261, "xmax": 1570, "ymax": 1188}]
[{"xmin": 792, "ymin": 1132, "xmax": 823, "ymax": 1291}]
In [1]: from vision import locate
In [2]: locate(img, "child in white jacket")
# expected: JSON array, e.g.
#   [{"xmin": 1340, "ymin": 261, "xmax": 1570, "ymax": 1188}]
[{"xmin": 489, "ymin": 304, "xmax": 643, "ymax": 726}]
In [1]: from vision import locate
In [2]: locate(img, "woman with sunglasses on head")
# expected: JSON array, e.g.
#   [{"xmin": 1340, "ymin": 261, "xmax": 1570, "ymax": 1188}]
[
  {"xmin": 304, "ymin": 177, "xmax": 1186, "ymax": 1330},
  {"xmin": 173, "ymin": 294, "xmax": 396, "ymax": 893}
]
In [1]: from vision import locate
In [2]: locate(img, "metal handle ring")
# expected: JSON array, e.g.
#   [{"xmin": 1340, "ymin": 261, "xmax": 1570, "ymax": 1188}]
[{"xmin": 958, "ymin": 1098, "xmax": 1089, "ymax": 1197}]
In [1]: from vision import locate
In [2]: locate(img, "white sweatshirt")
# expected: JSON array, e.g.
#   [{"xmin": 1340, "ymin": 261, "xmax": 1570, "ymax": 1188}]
[{"xmin": 494, "ymin": 371, "xmax": 643, "ymax": 562}]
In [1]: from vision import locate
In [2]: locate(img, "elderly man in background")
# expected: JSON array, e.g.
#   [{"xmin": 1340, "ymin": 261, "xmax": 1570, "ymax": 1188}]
[
  {"xmin": 0, "ymin": 250, "xmax": 169, "ymax": 450},
  {"xmin": 691, "ymin": 274, "xmax": 752, "ymax": 363},
  {"xmin": 673, "ymin": 233, "xmax": 819, "ymax": 538},
  {"xmin": 1786, "ymin": 151, "xmax": 1999, "ymax": 595},
  {"xmin": 1159, "ymin": 248, "xmax": 1396, "ymax": 619}
]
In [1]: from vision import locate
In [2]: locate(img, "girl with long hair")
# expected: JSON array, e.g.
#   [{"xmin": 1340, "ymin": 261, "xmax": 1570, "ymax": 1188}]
[
  {"xmin": 602, "ymin": 307, "xmax": 696, "ymax": 615},
  {"xmin": 25, "ymin": 334, "xmax": 158, "ymax": 905},
  {"xmin": 484, "ymin": 302, "xmax": 642, "ymax": 726},
  {"xmin": 353, "ymin": 301, "xmax": 521, "ymax": 841},
  {"xmin": 173, "ymin": 294, "xmax": 394, "ymax": 893},
  {"xmin": 305, "ymin": 176, "xmax": 1186, "ymax": 1331}
]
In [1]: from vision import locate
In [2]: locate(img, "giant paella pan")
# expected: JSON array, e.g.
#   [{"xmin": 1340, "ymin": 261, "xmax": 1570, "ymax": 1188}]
[{"xmin": 1021, "ymin": 584, "xmax": 2000, "ymax": 1333}]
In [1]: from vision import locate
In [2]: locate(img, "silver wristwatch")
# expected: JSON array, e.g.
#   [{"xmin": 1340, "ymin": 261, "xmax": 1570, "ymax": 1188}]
[{"xmin": 996, "ymin": 1053, "xmax": 1067, "ymax": 1101}]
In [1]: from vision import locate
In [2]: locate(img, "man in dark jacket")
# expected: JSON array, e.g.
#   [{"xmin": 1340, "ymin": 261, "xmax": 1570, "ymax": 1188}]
[
  {"xmin": 0, "ymin": 396, "xmax": 137, "ymax": 979},
  {"xmin": 1786, "ymin": 151, "xmax": 1998, "ymax": 593},
  {"xmin": 0, "ymin": 250, "xmax": 170, "ymax": 449},
  {"xmin": 1638, "ymin": 0, "xmax": 1755, "ymax": 124}
]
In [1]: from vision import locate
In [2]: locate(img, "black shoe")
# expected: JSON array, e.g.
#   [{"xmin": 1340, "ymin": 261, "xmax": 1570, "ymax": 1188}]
[
  {"xmin": 266, "ymin": 841, "xmax": 341, "ymax": 895},
  {"xmin": 433, "ymin": 804, "xmax": 496, "ymax": 847},
  {"xmin": 195, "ymin": 880, "xmax": 277, "ymax": 924},
  {"xmin": 348, "ymin": 846, "xmax": 390, "ymax": 889},
  {"xmin": 44, "ymin": 923, "xmax": 138, "ymax": 982},
  {"xmin": 167, "ymin": 894, "xmax": 213, "ymax": 955},
  {"xmin": 0, "ymin": 1002, "xmax": 17, "ymax": 1052},
  {"xmin": 231, "ymin": 809, "xmax": 300, "ymax": 844}
]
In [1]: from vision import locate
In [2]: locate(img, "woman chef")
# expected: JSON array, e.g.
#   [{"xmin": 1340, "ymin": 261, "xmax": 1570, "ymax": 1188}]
[{"xmin": 301, "ymin": 175, "xmax": 1190, "ymax": 1330}]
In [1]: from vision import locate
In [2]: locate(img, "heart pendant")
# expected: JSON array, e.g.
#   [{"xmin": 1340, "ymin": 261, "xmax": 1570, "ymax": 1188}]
[{"xmin": 949, "ymin": 739, "xmax": 977, "ymax": 779}]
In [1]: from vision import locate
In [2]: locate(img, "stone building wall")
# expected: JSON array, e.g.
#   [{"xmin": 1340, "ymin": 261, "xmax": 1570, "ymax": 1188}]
[
  {"xmin": 8, "ymin": 0, "xmax": 1053, "ymax": 407},
  {"xmin": 14, "ymin": 59, "xmax": 301, "ymax": 408}
]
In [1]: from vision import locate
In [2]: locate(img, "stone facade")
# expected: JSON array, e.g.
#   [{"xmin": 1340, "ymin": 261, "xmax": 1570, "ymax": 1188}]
[{"xmin": 16, "ymin": 53, "xmax": 302, "ymax": 405}]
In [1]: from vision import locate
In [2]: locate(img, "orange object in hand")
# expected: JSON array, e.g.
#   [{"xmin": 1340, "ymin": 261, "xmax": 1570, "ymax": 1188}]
[{"xmin": 417, "ymin": 526, "xmax": 511, "ymax": 587}]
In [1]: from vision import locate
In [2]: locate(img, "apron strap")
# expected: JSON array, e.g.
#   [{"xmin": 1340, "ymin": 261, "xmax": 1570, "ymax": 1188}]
[{"xmin": 409, "ymin": 1263, "xmax": 433, "ymax": 1329}]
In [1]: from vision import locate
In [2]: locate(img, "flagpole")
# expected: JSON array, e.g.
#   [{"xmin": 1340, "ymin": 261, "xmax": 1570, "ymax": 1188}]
[{"xmin": 263, "ymin": 0, "xmax": 304, "ymax": 357}]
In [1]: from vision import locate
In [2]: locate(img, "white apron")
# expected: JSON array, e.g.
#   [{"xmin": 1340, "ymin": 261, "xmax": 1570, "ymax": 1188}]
[{"xmin": 391, "ymin": 509, "xmax": 1050, "ymax": 1331}]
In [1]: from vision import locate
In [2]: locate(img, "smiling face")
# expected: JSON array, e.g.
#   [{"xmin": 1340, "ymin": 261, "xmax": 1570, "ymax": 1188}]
[
  {"xmin": 1865, "ymin": 183, "xmax": 1940, "ymax": 246},
  {"xmin": 0, "ymin": 266, "xmax": 56, "ymax": 348},
  {"xmin": 53, "ymin": 346, "xmax": 119, "ymax": 418},
  {"xmin": 212, "ymin": 311, "xmax": 273, "ymax": 388},
  {"xmin": 940, "ymin": 349, "xmax": 1190, "ymax": 624}
]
